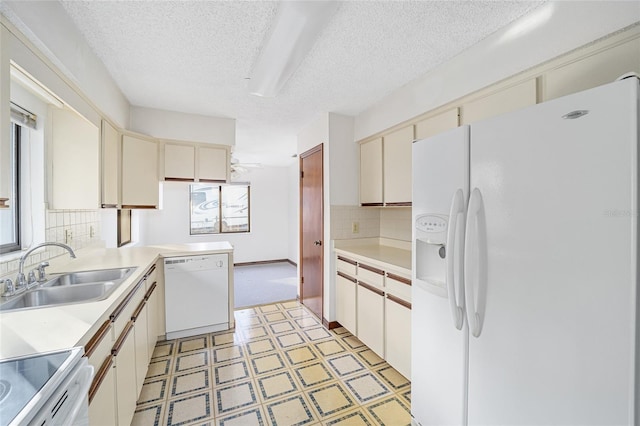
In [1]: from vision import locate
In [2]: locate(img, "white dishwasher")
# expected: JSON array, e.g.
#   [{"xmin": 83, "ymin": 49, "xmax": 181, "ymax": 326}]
[{"xmin": 164, "ymin": 254, "xmax": 229, "ymax": 340}]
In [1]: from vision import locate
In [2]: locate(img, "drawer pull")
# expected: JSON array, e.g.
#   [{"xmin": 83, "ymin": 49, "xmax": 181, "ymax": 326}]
[
  {"xmin": 110, "ymin": 279, "xmax": 144, "ymax": 322},
  {"xmin": 112, "ymin": 321, "xmax": 134, "ymax": 356},
  {"xmin": 131, "ymin": 299, "xmax": 146, "ymax": 321},
  {"xmin": 387, "ymin": 294, "xmax": 412, "ymax": 310},
  {"xmin": 144, "ymin": 282, "xmax": 157, "ymax": 300},
  {"xmin": 386, "ymin": 273, "xmax": 411, "ymax": 286},
  {"xmin": 89, "ymin": 355, "xmax": 114, "ymax": 403},
  {"xmin": 359, "ymin": 263, "xmax": 384, "ymax": 276},
  {"xmin": 84, "ymin": 320, "xmax": 111, "ymax": 359},
  {"xmin": 337, "ymin": 256, "xmax": 357, "ymax": 266},
  {"xmin": 358, "ymin": 281, "xmax": 385, "ymax": 297},
  {"xmin": 146, "ymin": 264, "xmax": 157, "ymax": 276},
  {"xmin": 337, "ymin": 271, "xmax": 357, "ymax": 283},
  {"xmin": 385, "ymin": 202, "xmax": 412, "ymax": 207}
]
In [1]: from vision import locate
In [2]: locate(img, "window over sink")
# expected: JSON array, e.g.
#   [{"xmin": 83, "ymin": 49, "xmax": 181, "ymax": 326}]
[{"xmin": 189, "ymin": 184, "xmax": 250, "ymax": 234}]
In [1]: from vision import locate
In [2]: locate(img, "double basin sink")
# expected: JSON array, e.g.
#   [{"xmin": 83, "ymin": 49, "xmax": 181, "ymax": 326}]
[{"xmin": 0, "ymin": 267, "xmax": 136, "ymax": 312}]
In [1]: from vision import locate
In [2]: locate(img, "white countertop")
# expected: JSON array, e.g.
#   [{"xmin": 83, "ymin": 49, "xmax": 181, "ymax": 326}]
[
  {"xmin": 334, "ymin": 238, "xmax": 411, "ymax": 275},
  {"xmin": 0, "ymin": 242, "xmax": 233, "ymax": 359}
]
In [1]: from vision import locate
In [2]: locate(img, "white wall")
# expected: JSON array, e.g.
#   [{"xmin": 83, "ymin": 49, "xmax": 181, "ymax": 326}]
[
  {"xmin": 130, "ymin": 106, "xmax": 236, "ymax": 146},
  {"xmin": 138, "ymin": 166, "xmax": 290, "ymax": 264},
  {"xmin": 354, "ymin": 1, "xmax": 640, "ymax": 141}
]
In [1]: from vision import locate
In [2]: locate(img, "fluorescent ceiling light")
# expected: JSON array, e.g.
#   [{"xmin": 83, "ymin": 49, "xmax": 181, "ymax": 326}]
[
  {"xmin": 10, "ymin": 63, "xmax": 64, "ymax": 108},
  {"xmin": 248, "ymin": 1, "xmax": 338, "ymax": 98}
]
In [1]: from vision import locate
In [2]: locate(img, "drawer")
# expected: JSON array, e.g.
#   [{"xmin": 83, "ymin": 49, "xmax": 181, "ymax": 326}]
[
  {"xmin": 146, "ymin": 263, "xmax": 157, "ymax": 289},
  {"xmin": 386, "ymin": 273, "xmax": 411, "ymax": 302},
  {"xmin": 111, "ymin": 278, "xmax": 145, "ymax": 338},
  {"xmin": 85, "ymin": 320, "xmax": 113, "ymax": 372},
  {"xmin": 358, "ymin": 262, "xmax": 384, "ymax": 290},
  {"xmin": 337, "ymin": 256, "xmax": 357, "ymax": 276}
]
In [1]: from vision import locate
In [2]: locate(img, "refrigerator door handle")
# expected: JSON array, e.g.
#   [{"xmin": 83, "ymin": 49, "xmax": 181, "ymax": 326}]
[
  {"xmin": 446, "ymin": 188, "xmax": 465, "ymax": 330},
  {"xmin": 464, "ymin": 188, "xmax": 488, "ymax": 338}
]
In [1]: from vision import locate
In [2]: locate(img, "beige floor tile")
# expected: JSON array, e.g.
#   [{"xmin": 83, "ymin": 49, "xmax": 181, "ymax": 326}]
[
  {"xmin": 214, "ymin": 360, "xmax": 251, "ymax": 385},
  {"xmin": 263, "ymin": 311, "xmax": 288, "ymax": 322},
  {"xmin": 132, "ymin": 403, "xmax": 165, "ymax": 426},
  {"xmin": 341, "ymin": 335, "xmax": 366, "ymax": 350},
  {"xmin": 306, "ymin": 382, "xmax": 356, "ymax": 419},
  {"xmin": 295, "ymin": 317, "xmax": 321, "ymax": 329},
  {"xmin": 152, "ymin": 341, "xmax": 175, "ymax": 359},
  {"xmin": 344, "ymin": 373, "xmax": 392, "ymax": 404},
  {"xmin": 399, "ymin": 388, "xmax": 411, "ymax": 405},
  {"xmin": 215, "ymin": 379, "xmax": 260, "ymax": 416},
  {"xmin": 375, "ymin": 366, "xmax": 410, "ymax": 391},
  {"xmin": 246, "ymin": 337, "xmax": 277, "ymax": 356},
  {"xmin": 276, "ymin": 332, "xmax": 307, "ymax": 349},
  {"xmin": 365, "ymin": 396, "xmax": 411, "ymax": 426},
  {"xmin": 268, "ymin": 320, "xmax": 296, "ymax": 334},
  {"xmin": 355, "ymin": 349, "xmax": 386, "ymax": 368},
  {"xmin": 147, "ymin": 358, "xmax": 172, "ymax": 379},
  {"xmin": 314, "ymin": 340, "xmax": 347, "ymax": 358},
  {"xmin": 178, "ymin": 336, "xmax": 209, "ymax": 353},
  {"xmin": 236, "ymin": 315, "xmax": 264, "ymax": 327},
  {"xmin": 217, "ymin": 405, "xmax": 267, "ymax": 426},
  {"xmin": 213, "ymin": 344, "xmax": 245, "ymax": 364},
  {"xmin": 280, "ymin": 301, "xmax": 299, "ymax": 309},
  {"xmin": 322, "ymin": 408, "xmax": 374, "ymax": 426},
  {"xmin": 250, "ymin": 352, "xmax": 287, "ymax": 376},
  {"xmin": 137, "ymin": 378, "xmax": 168, "ymax": 405},
  {"xmin": 166, "ymin": 391, "xmax": 213, "ymax": 426},
  {"xmin": 326, "ymin": 354, "xmax": 366, "ymax": 378},
  {"xmin": 243, "ymin": 325, "xmax": 270, "ymax": 340},
  {"xmin": 293, "ymin": 362, "xmax": 335, "ymax": 389},
  {"xmin": 302, "ymin": 327, "xmax": 333, "ymax": 342},
  {"xmin": 264, "ymin": 393, "xmax": 317, "ymax": 426},
  {"xmin": 331, "ymin": 327, "xmax": 350, "ymax": 336},
  {"xmin": 284, "ymin": 346, "xmax": 319, "ymax": 366},
  {"xmin": 256, "ymin": 370, "xmax": 299, "ymax": 401},
  {"xmin": 175, "ymin": 350, "xmax": 209, "ymax": 373},
  {"xmin": 286, "ymin": 307, "xmax": 311, "ymax": 319},
  {"xmin": 170, "ymin": 369, "xmax": 211, "ymax": 398},
  {"xmin": 259, "ymin": 304, "xmax": 282, "ymax": 313}
]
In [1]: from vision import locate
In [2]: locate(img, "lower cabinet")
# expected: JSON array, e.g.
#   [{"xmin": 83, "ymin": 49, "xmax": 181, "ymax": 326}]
[
  {"xmin": 336, "ymin": 272, "xmax": 357, "ymax": 335},
  {"xmin": 114, "ymin": 321, "xmax": 137, "ymax": 426},
  {"xmin": 88, "ymin": 358, "xmax": 116, "ymax": 426},
  {"xmin": 356, "ymin": 282, "xmax": 385, "ymax": 358},
  {"xmin": 133, "ymin": 299, "xmax": 149, "ymax": 396},
  {"xmin": 145, "ymin": 280, "xmax": 159, "ymax": 361},
  {"xmin": 385, "ymin": 295, "xmax": 412, "ymax": 379}
]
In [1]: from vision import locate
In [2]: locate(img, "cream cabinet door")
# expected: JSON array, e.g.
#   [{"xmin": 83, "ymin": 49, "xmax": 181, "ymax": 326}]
[
  {"xmin": 360, "ymin": 138, "xmax": 383, "ymax": 205},
  {"xmin": 115, "ymin": 322, "xmax": 137, "ymax": 426},
  {"xmin": 164, "ymin": 143, "xmax": 195, "ymax": 180},
  {"xmin": 383, "ymin": 126, "xmax": 413, "ymax": 205},
  {"xmin": 48, "ymin": 106, "xmax": 100, "ymax": 209},
  {"xmin": 356, "ymin": 282, "xmax": 385, "ymax": 358},
  {"xmin": 133, "ymin": 301, "xmax": 149, "ymax": 396},
  {"xmin": 385, "ymin": 296, "xmax": 411, "ymax": 379},
  {"xmin": 101, "ymin": 120, "xmax": 120, "ymax": 207},
  {"xmin": 336, "ymin": 272, "xmax": 357, "ymax": 335},
  {"xmin": 415, "ymin": 108, "xmax": 459, "ymax": 140},
  {"xmin": 462, "ymin": 79, "xmax": 537, "ymax": 125},
  {"xmin": 198, "ymin": 145, "xmax": 228, "ymax": 182},
  {"xmin": 88, "ymin": 361, "xmax": 116, "ymax": 426},
  {"xmin": 122, "ymin": 134, "xmax": 158, "ymax": 208}
]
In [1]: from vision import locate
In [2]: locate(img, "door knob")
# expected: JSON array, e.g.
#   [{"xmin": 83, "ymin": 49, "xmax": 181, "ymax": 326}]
[{"xmin": 314, "ymin": 240, "xmax": 322, "ymax": 246}]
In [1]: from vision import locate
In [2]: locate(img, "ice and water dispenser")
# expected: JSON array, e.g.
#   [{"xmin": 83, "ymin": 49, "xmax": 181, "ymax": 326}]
[{"xmin": 415, "ymin": 213, "xmax": 448, "ymax": 291}]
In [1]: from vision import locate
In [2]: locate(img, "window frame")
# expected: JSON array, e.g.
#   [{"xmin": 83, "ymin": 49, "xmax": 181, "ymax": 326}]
[
  {"xmin": 0, "ymin": 123, "xmax": 21, "ymax": 254},
  {"xmin": 117, "ymin": 209, "xmax": 132, "ymax": 247},
  {"xmin": 189, "ymin": 184, "xmax": 250, "ymax": 235}
]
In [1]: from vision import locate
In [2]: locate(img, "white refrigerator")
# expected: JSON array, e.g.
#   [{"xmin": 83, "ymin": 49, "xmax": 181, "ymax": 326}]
[{"xmin": 411, "ymin": 77, "xmax": 639, "ymax": 426}]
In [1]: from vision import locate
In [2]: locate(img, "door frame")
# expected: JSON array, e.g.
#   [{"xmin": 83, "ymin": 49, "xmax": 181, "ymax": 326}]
[{"xmin": 299, "ymin": 143, "xmax": 324, "ymax": 320}]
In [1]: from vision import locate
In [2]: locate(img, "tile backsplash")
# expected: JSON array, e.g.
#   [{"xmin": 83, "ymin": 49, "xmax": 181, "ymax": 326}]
[
  {"xmin": 0, "ymin": 209, "xmax": 101, "ymax": 277},
  {"xmin": 331, "ymin": 205, "xmax": 412, "ymax": 242}
]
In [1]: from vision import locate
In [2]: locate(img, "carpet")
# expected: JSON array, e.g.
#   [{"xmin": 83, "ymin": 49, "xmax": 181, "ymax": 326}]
[{"xmin": 234, "ymin": 262, "xmax": 298, "ymax": 308}]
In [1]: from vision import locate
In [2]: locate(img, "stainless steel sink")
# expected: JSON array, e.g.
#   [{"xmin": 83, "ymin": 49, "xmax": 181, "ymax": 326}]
[
  {"xmin": 0, "ymin": 283, "xmax": 117, "ymax": 311},
  {"xmin": 0, "ymin": 267, "xmax": 137, "ymax": 312},
  {"xmin": 43, "ymin": 267, "xmax": 134, "ymax": 287}
]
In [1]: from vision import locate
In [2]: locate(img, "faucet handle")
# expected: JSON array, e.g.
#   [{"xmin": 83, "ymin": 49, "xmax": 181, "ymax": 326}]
[
  {"xmin": 37, "ymin": 262, "xmax": 50, "ymax": 282},
  {"xmin": 1, "ymin": 279, "xmax": 15, "ymax": 297},
  {"xmin": 27, "ymin": 270, "xmax": 38, "ymax": 288}
]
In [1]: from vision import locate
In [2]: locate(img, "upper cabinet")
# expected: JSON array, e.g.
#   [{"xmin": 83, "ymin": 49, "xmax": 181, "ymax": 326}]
[
  {"xmin": 101, "ymin": 120, "xmax": 120, "ymax": 208},
  {"xmin": 360, "ymin": 137, "xmax": 383, "ymax": 205},
  {"xmin": 461, "ymin": 79, "xmax": 537, "ymax": 125},
  {"xmin": 160, "ymin": 140, "xmax": 229, "ymax": 183},
  {"xmin": 383, "ymin": 126, "xmax": 413, "ymax": 206},
  {"xmin": 47, "ymin": 106, "xmax": 100, "ymax": 210},
  {"xmin": 415, "ymin": 108, "xmax": 459, "ymax": 140},
  {"xmin": 122, "ymin": 134, "xmax": 158, "ymax": 208}
]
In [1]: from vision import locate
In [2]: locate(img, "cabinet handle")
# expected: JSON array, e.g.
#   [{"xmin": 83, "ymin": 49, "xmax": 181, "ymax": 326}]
[
  {"xmin": 358, "ymin": 281, "xmax": 385, "ymax": 297},
  {"xmin": 337, "ymin": 271, "xmax": 357, "ymax": 283},
  {"xmin": 146, "ymin": 264, "xmax": 157, "ymax": 277},
  {"xmin": 164, "ymin": 177, "xmax": 195, "ymax": 182},
  {"xmin": 144, "ymin": 282, "xmax": 157, "ymax": 300},
  {"xmin": 384, "ymin": 202, "xmax": 412, "ymax": 207},
  {"xmin": 84, "ymin": 320, "xmax": 111, "ymax": 359},
  {"xmin": 112, "ymin": 321, "xmax": 134, "ymax": 356},
  {"xmin": 88, "ymin": 355, "xmax": 114, "ymax": 403},
  {"xmin": 361, "ymin": 203, "xmax": 383, "ymax": 207},
  {"xmin": 198, "ymin": 179, "xmax": 226, "ymax": 183},
  {"xmin": 121, "ymin": 205, "xmax": 156, "ymax": 209},
  {"xmin": 386, "ymin": 273, "xmax": 411, "ymax": 286},
  {"xmin": 110, "ymin": 279, "xmax": 144, "ymax": 322},
  {"xmin": 131, "ymin": 299, "xmax": 146, "ymax": 321},
  {"xmin": 337, "ymin": 256, "xmax": 357, "ymax": 266},
  {"xmin": 101, "ymin": 204, "xmax": 118, "ymax": 209},
  {"xmin": 387, "ymin": 294, "xmax": 412, "ymax": 310},
  {"xmin": 359, "ymin": 263, "xmax": 384, "ymax": 276}
]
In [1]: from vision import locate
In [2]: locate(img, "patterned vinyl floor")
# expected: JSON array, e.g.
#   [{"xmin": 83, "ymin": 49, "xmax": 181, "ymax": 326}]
[{"xmin": 132, "ymin": 300, "xmax": 411, "ymax": 426}]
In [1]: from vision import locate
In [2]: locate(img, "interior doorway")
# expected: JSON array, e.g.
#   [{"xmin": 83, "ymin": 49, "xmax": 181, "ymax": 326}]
[{"xmin": 299, "ymin": 144, "xmax": 324, "ymax": 321}]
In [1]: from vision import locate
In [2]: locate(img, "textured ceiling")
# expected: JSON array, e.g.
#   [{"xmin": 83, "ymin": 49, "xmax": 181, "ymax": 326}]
[{"xmin": 59, "ymin": 0, "xmax": 543, "ymax": 166}]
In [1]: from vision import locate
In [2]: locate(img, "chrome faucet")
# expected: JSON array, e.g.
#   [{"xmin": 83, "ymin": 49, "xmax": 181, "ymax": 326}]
[{"xmin": 16, "ymin": 242, "xmax": 76, "ymax": 290}]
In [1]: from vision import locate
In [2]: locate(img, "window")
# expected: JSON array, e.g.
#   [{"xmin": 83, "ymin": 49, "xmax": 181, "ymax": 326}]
[
  {"xmin": 0, "ymin": 124, "xmax": 20, "ymax": 253},
  {"xmin": 190, "ymin": 184, "xmax": 250, "ymax": 234}
]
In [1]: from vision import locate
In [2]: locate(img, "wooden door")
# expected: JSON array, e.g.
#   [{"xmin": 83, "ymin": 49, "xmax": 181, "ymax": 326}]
[{"xmin": 299, "ymin": 144, "xmax": 323, "ymax": 320}]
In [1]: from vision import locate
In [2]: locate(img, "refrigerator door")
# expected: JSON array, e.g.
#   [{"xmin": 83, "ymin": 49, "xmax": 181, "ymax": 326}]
[
  {"xmin": 467, "ymin": 78, "xmax": 638, "ymax": 425},
  {"xmin": 412, "ymin": 126, "xmax": 470, "ymax": 426}
]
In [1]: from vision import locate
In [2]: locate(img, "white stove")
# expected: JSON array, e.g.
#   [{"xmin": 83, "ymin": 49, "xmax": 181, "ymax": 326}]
[{"xmin": 0, "ymin": 347, "xmax": 93, "ymax": 426}]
